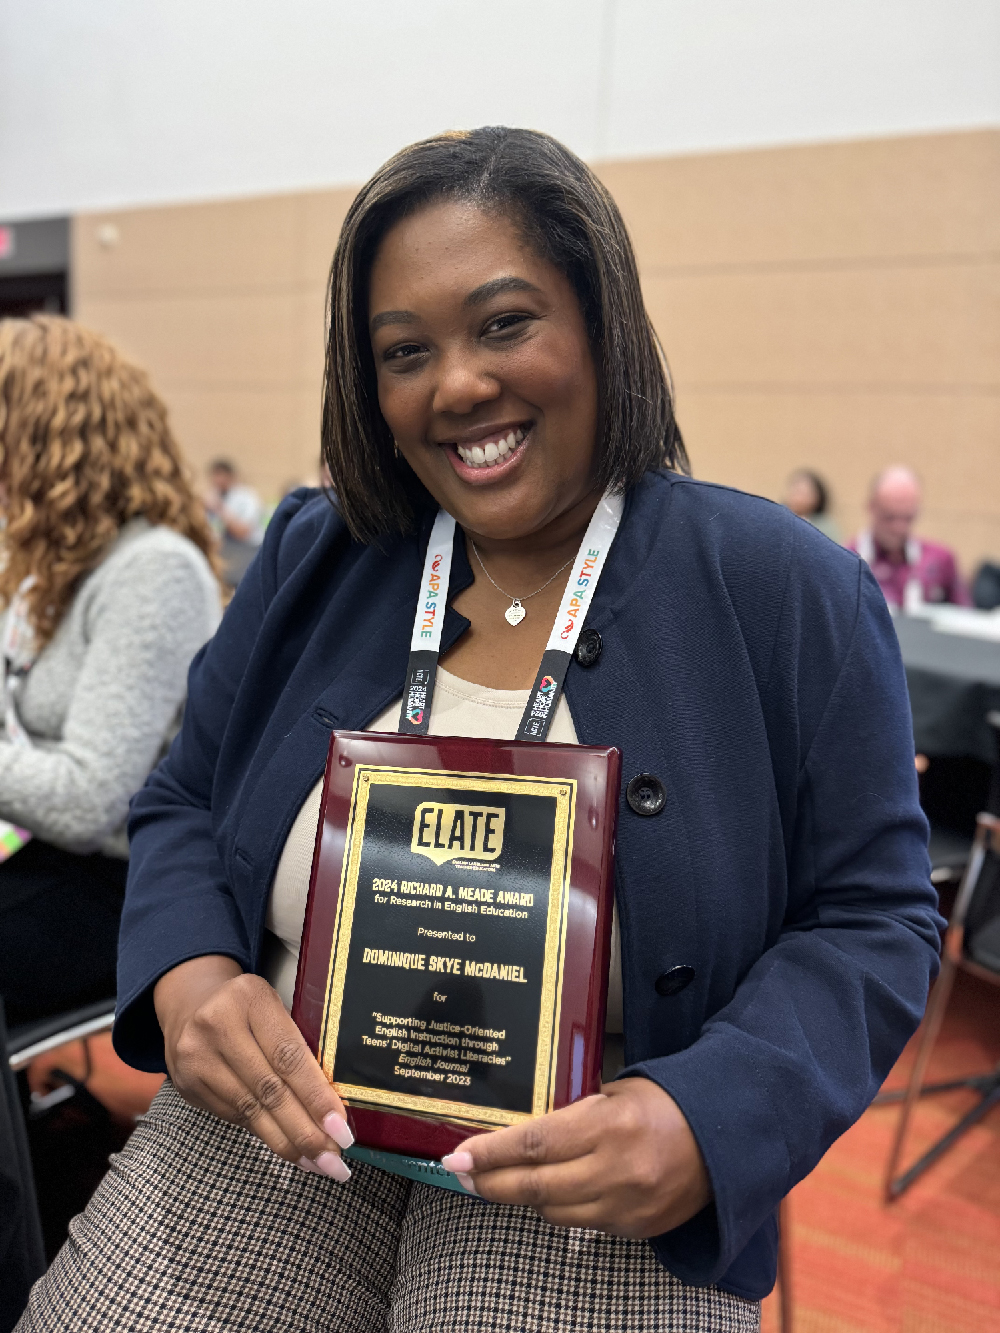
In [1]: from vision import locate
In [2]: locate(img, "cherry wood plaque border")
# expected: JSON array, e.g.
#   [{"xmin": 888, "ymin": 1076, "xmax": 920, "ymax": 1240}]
[{"xmin": 292, "ymin": 731, "xmax": 620, "ymax": 1159}]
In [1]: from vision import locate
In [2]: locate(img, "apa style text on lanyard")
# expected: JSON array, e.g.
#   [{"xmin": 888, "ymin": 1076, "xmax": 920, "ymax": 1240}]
[{"xmin": 398, "ymin": 493, "xmax": 624, "ymax": 743}]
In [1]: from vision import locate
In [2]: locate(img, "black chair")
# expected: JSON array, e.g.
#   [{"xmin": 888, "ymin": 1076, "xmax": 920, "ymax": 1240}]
[
  {"xmin": 927, "ymin": 824, "xmax": 973, "ymax": 889},
  {"xmin": 971, "ymin": 561, "xmax": 1000, "ymax": 612},
  {"xmin": 918, "ymin": 711, "xmax": 1000, "ymax": 894},
  {"xmin": 0, "ymin": 1000, "xmax": 46, "ymax": 1333},
  {"xmin": 6, "ymin": 998, "xmax": 118, "ymax": 1272},
  {"xmin": 7, "ymin": 998, "xmax": 117, "ymax": 1079},
  {"xmin": 879, "ymin": 810, "xmax": 1000, "ymax": 1200}
]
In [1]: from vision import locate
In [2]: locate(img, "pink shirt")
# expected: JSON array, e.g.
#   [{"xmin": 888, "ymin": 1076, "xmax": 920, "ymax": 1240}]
[{"xmin": 848, "ymin": 532, "xmax": 970, "ymax": 609}]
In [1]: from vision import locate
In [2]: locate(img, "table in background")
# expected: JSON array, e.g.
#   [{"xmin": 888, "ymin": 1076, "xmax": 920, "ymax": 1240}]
[
  {"xmin": 895, "ymin": 613, "xmax": 1000, "ymax": 840},
  {"xmin": 895, "ymin": 615, "xmax": 1000, "ymax": 764}
]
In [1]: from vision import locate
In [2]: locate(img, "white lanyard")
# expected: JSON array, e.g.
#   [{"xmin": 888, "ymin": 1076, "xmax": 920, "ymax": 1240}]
[{"xmin": 398, "ymin": 493, "xmax": 624, "ymax": 741}]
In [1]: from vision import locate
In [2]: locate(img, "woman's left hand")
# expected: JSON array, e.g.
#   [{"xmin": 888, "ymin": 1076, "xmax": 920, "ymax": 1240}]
[{"xmin": 441, "ymin": 1077, "xmax": 712, "ymax": 1237}]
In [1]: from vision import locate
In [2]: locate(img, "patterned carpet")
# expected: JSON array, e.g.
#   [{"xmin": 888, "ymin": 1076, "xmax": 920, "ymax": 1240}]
[{"xmin": 762, "ymin": 969, "xmax": 1000, "ymax": 1332}]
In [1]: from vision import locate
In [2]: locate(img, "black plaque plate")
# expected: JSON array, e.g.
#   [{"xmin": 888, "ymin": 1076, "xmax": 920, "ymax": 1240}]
[{"xmin": 319, "ymin": 764, "xmax": 574, "ymax": 1129}]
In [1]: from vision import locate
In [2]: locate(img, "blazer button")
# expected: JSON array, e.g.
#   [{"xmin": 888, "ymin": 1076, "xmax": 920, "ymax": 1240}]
[
  {"xmin": 655, "ymin": 965, "xmax": 695, "ymax": 997},
  {"xmin": 626, "ymin": 773, "xmax": 666, "ymax": 817},
  {"xmin": 574, "ymin": 629, "xmax": 602, "ymax": 667}
]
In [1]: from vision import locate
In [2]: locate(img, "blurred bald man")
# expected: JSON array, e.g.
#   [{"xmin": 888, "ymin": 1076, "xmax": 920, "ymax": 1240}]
[{"xmin": 848, "ymin": 466, "xmax": 970, "ymax": 610}]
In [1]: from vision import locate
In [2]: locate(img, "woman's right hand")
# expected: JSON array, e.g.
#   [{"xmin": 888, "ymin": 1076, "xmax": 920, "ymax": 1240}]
[{"xmin": 153, "ymin": 954, "xmax": 353, "ymax": 1180}]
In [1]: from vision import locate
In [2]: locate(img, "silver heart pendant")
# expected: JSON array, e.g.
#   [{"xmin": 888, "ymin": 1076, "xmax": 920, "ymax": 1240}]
[{"xmin": 505, "ymin": 601, "xmax": 526, "ymax": 627}]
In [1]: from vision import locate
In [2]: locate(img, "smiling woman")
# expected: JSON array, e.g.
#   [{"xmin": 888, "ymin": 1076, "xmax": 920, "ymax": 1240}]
[
  {"xmin": 17, "ymin": 129, "xmax": 940, "ymax": 1333},
  {"xmin": 325, "ymin": 127, "xmax": 685, "ymax": 549}
]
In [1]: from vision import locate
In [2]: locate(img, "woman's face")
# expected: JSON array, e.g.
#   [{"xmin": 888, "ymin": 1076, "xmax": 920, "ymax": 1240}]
[
  {"xmin": 368, "ymin": 200, "xmax": 600, "ymax": 542},
  {"xmin": 785, "ymin": 472, "xmax": 820, "ymax": 518}
]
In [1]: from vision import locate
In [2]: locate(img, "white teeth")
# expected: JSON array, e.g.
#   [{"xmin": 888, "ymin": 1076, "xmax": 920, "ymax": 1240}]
[{"xmin": 455, "ymin": 427, "xmax": 529, "ymax": 469}]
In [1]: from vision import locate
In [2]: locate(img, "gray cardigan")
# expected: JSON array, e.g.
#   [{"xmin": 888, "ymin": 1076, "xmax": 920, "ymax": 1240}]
[{"xmin": 0, "ymin": 520, "xmax": 221, "ymax": 858}]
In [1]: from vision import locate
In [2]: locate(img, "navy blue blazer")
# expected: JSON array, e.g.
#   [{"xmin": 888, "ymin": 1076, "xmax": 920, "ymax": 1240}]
[{"xmin": 117, "ymin": 470, "xmax": 941, "ymax": 1301}]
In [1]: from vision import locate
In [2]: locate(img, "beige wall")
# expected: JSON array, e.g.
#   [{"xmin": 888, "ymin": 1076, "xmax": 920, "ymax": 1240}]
[
  {"xmin": 74, "ymin": 129, "xmax": 999, "ymax": 572},
  {"xmin": 597, "ymin": 130, "xmax": 1000, "ymax": 572},
  {"xmin": 72, "ymin": 188, "xmax": 357, "ymax": 496}
]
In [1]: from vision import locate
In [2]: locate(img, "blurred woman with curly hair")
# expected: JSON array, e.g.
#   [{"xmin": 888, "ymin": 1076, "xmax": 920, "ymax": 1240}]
[{"xmin": 0, "ymin": 315, "xmax": 221, "ymax": 1029}]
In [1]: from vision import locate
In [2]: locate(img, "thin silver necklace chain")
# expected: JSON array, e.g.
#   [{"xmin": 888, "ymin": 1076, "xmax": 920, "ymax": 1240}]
[{"xmin": 469, "ymin": 538, "xmax": 574, "ymax": 626}]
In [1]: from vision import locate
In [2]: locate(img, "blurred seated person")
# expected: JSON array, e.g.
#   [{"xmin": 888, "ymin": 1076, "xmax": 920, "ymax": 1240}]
[
  {"xmin": 280, "ymin": 460, "xmax": 333, "ymax": 501},
  {"xmin": 848, "ymin": 465, "xmax": 970, "ymax": 610},
  {"xmin": 782, "ymin": 468, "xmax": 840, "ymax": 541},
  {"xmin": 972, "ymin": 561, "xmax": 1000, "ymax": 611},
  {"xmin": 0, "ymin": 316, "xmax": 221, "ymax": 1029},
  {"xmin": 204, "ymin": 458, "xmax": 265, "ymax": 588}
]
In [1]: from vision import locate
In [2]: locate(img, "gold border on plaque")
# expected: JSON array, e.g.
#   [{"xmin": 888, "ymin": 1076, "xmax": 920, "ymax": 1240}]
[{"xmin": 318, "ymin": 765, "xmax": 576, "ymax": 1128}]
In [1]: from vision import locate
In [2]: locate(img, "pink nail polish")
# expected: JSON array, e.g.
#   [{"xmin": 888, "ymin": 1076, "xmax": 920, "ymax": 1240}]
[
  {"xmin": 315, "ymin": 1151, "xmax": 352, "ymax": 1183},
  {"xmin": 296, "ymin": 1156, "xmax": 318, "ymax": 1174},
  {"xmin": 441, "ymin": 1150, "xmax": 474, "ymax": 1173},
  {"xmin": 455, "ymin": 1172, "xmax": 478, "ymax": 1195},
  {"xmin": 322, "ymin": 1111, "xmax": 354, "ymax": 1150}
]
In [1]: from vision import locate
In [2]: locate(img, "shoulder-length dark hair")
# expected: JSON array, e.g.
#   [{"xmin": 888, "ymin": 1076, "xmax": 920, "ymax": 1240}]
[{"xmin": 322, "ymin": 126, "xmax": 688, "ymax": 544}]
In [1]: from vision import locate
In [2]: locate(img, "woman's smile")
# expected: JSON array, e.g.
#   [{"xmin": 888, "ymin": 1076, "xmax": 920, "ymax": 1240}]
[{"xmin": 443, "ymin": 423, "xmax": 530, "ymax": 481}]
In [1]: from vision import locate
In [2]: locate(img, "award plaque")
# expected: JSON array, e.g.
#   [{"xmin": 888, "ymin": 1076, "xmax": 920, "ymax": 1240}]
[{"xmin": 292, "ymin": 730, "xmax": 620, "ymax": 1160}]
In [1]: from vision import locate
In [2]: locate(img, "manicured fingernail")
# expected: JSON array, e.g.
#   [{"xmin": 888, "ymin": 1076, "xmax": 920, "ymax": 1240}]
[
  {"xmin": 315, "ymin": 1151, "xmax": 352, "ymax": 1183},
  {"xmin": 322, "ymin": 1112, "xmax": 354, "ymax": 1150},
  {"xmin": 441, "ymin": 1151, "xmax": 474, "ymax": 1173},
  {"xmin": 455, "ymin": 1172, "xmax": 478, "ymax": 1195},
  {"xmin": 296, "ymin": 1156, "xmax": 319, "ymax": 1174}
]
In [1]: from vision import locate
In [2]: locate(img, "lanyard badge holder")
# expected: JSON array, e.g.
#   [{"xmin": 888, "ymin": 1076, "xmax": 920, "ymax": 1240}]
[{"xmin": 292, "ymin": 497, "xmax": 623, "ymax": 1172}]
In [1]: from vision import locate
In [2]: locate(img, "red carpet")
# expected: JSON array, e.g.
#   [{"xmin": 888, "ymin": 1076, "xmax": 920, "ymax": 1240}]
[{"xmin": 763, "ymin": 969, "xmax": 1000, "ymax": 1331}]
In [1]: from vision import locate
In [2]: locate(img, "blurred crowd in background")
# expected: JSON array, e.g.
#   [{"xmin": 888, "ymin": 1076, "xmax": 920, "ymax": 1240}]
[
  {"xmin": 204, "ymin": 447, "xmax": 1000, "ymax": 613},
  {"xmin": 782, "ymin": 466, "xmax": 999, "ymax": 613}
]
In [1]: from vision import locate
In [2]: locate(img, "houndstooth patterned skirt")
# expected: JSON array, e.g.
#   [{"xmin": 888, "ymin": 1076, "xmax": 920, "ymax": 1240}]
[{"xmin": 18, "ymin": 1082, "xmax": 760, "ymax": 1332}]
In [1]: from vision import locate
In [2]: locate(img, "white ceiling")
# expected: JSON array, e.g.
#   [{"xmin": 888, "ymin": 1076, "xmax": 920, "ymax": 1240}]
[{"xmin": 1, "ymin": 0, "xmax": 997, "ymax": 219}]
